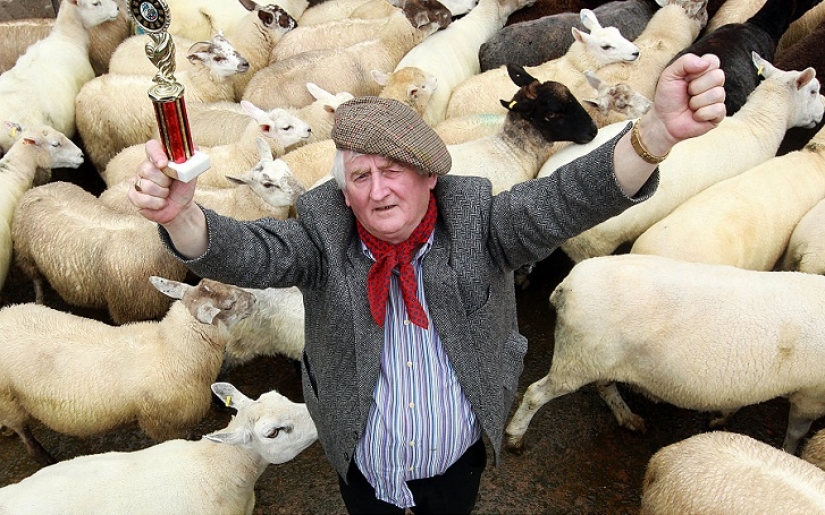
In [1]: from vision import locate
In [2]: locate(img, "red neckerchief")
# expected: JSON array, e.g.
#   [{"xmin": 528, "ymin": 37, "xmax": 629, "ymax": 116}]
[{"xmin": 356, "ymin": 193, "xmax": 437, "ymax": 328}]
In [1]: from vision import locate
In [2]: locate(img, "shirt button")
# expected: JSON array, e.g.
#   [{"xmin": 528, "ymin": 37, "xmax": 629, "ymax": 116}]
[
  {"xmin": 404, "ymin": 319, "xmax": 410, "ymax": 326},
  {"xmin": 409, "ymin": 402, "xmax": 415, "ymax": 408},
  {"xmin": 406, "ymin": 361, "xmax": 412, "ymax": 368},
  {"xmin": 409, "ymin": 440, "xmax": 415, "ymax": 446},
  {"xmin": 409, "ymin": 466, "xmax": 414, "ymax": 472}
]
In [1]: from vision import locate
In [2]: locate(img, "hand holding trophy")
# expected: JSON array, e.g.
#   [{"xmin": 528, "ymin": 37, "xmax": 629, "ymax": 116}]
[{"xmin": 128, "ymin": 0, "xmax": 210, "ymax": 182}]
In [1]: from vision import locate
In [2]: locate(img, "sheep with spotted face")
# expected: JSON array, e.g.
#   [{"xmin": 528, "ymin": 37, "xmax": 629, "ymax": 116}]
[
  {"xmin": 0, "ymin": 382, "xmax": 317, "ymax": 515},
  {"xmin": 0, "ymin": 276, "xmax": 256, "ymax": 465}
]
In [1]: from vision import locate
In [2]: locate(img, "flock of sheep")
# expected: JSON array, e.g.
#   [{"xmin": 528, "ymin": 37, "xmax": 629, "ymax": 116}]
[{"xmin": 1, "ymin": 0, "xmax": 825, "ymax": 512}]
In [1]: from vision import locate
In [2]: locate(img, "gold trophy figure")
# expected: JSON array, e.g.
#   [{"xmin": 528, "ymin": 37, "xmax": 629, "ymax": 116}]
[{"xmin": 128, "ymin": 0, "xmax": 210, "ymax": 182}]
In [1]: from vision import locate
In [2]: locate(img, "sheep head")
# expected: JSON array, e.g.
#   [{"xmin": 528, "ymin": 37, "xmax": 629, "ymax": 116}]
[{"xmin": 501, "ymin": 64, "xmax": 597, "ymax": 145}]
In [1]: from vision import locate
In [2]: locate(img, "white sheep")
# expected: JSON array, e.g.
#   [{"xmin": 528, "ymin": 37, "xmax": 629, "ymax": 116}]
[
  {"xmin": 225, "ymin": 286, "xmax": 305, "ymax": 368},
  {"xmin": 505, "ymin": 253, "xmax": 825, "ymax": 456},
  {"xmin": 0, "ymin": 275, "xmax": 255, "ymax": 465},
  {"xmin": 777, "ymin": 1, "xmax": 825, "ymax": 55},
  {"xmin": 0, "ymin": 123, "xmax": 84, "ymax": 293},
  {"xmin": 560, "ymin": 53, "xmax": 824, "ymax": 263},
  {"xmin": 631, "ymin": 120, "xmax": 825, "ymax": 271},
  {"xmin": 778, "ymin": 180, "xmax": 825, "ymax": 275},
  {"xmin": 0, "ymin": 382, "xmax": 317, "ymax": 515},
  {"xmin": 0, "ymin": 0, "xmax": 120, "ymax": 154},
  {"xmin": 280, "ymin": 139, "xmax": 338, "ymax": 189},
  {"xmin": 164, "ymin": 0, "xmax": 308, "ymax": 42},
  {"xmin": 444, "ymin": 8, "xmax": 641, "ymax": 119},
  {"xmin": 76, "ymin": 32, "xmax": 251, "ymax": 172},
  {"xmin": 101, "ymin": 101, "xmax": 311, "ymax": 188},
  {"xmin": 704, "ymin": 0, "xmax": 764, "ymax": 33},
  {"xmin": 186, "ymin": 83, "xmax": 353, "ymax": 148},
  {"xmin": 11, "ymin": 182, "xmax": 189, "ymax": 323},
  {"xmin": 108, "ymin": 0, "xmax": 297, "ymax": 101},
  {"xmin": 241, "ymin": 7, "xmax": 449, "ymax": 111},
  {"xmin": 393, "ymin": 0, "xmax": 536, "ymax": 126},
  {"xmin": 639, "ymin": 431, "xmax": 825, "ymax": 515},
  {"xmin": 446, "ymin": 64, "xmax": 597, "ymax": 194},
  {"xmin": 101, "ymin": 137, "xmax": 306, "ymax": 221},
  {"xmin": 374, "ymin": 66, "xmax": 439, "ymax": 116},
  {"xmin": 585, "ymin": 0, "xmax": 708, "ymax": 119},
  {"xmin": 297, "ymin": 0, "xmax": 474, "ymax": 26},
  {"xmin": 801, "ymin": 427, "xmax": 825, "ymax": 471}
]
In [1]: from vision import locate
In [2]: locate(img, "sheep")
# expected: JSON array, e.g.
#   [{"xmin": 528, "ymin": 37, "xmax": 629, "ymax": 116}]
[
  {"xmin": 102, "ymin": 101, "xmax": 311, "ymax": 188},
  {"xmin": 108, "ymin": 0, "xmax": 297, "ymax": 101},
  {"xmin": 0, "ymin": 124, "xmax": 84, "ymax": 294},
  {"xmin": 437, "ymin": 71, "xmax": 651, "ymax": 145},
  {"xmin": 446, "ymin": 64, "xmax": 597, "ymax": 194},
  {"xmin": 630, "ymin": 121, "xmax": 825, "ymax": 271},
  {"xmin": 775, "ymin": 15, "xmax": 825, "ymax": 155},
  {"xmin": 502, "ymin": 0, "xmax": 618, "ymax": 26},
  {"xmin": 0, "ymin": 275, "xmax": 255, "ymax": 465},
  {"xmin": 479, "ymin": 0, "xmax": 656, "ymax": 72},
  {"xmin": 76, "ymin": 32, "xmax": 251, "ymax": 173},
  {"xmin": 100, "ymin": 137, "xmax": 306, "ymax": 221},
  {"xmin": 280, "ymin": 139, "xmax": 338, "ymax": 189},
  {"xmin": 297, "ymin": 0, "xmax": 473, "ymax": 26},
  {"xmin": 0, "ymin": 0, "xmax": 132, "ymax": 76},
  {"xmin": 241, "ymin": 8, "xmax": 450, "ymax": 111},
  {"xmin": 777, "ymin": 1, "xmax": 825, "ymax": 55},
  {"xmin": 374, "ymin": 66, "xmax": 439, "ymax": 116},
  {"xmin": 801, "ymin": 428, "xmax": 825, "ymax": 470},
  {"xmin": 393, "ymin": 0, "xmax": 537, "ymax": 126},
  {"xmin": 670, "ymin": 0, "xmax": 823, "ymax": 116},
  {"xmin": 504, "ymin": 253, "xmax": 825, "ymax": 456},
  {"xmin": 185, "ymin": 83, "xmax": 352, "ymax": 148},
  {"xmin": 703, "ymin": 0, "xmax": 764, "ymax": 33},
  {"xmin": 0, "ymin": 382, "xmax": 317, "ymax": 515},
  {"xmin": 224, "ymin": 286, "xmax": 305, "ymax": 368},
  {"xmin": 0, "ymin": 0, "xmax": 120, "ymax": 154},
  {"xmin": 559, "ymin": 53, "xmax": 824, "ymax": 264},
  {"xmin": 445, "ymin": 8, "xmax": 641, "ymax": 119},
  {"xmin": 164, "ymin": 0, "xmax": 308, "ymax": 42},
  {"xmin": 581, "ymin": 0, "xmax": 708, "ymax": 116},
  {"xmin": 11, "ymin": 181, "xmax": 189, "ymax": 323},
  {"xmin": 639, "ymin": 431, "xmax": 825, "ymax": 515}
]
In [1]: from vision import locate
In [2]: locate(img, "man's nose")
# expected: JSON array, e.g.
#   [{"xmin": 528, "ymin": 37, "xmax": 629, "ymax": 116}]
[{"xmin": 369, "ymin": 173, "xmax": 388, "ymax": 199}]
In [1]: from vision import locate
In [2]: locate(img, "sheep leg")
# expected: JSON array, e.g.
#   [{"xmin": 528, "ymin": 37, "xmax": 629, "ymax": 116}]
[
  {"xmin": 595, "ymin": 381, "xmax": 647, "ymax": 433},
  {"xmin": 505, "ymin": 373, "xmax": 584, "ymax": 454},
  {"xmin": 17, "ymin": 425, "xmax": 57, "ymax": 465},
  {"xmin": 783, "ymin": 404, "xmax": 816, "ymax": 455},
  {"xmin": 33, "ymin": 277, "xmax": 44, "ymax": 304}
]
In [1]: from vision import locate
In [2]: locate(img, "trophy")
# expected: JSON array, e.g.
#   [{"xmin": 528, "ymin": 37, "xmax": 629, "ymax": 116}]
[{"xmin": 128, "ymin": 0, "xmax": 210, "ymax": 182}]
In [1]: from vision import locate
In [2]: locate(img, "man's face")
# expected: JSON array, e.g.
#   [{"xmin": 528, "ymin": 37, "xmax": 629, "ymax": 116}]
[{"xmin": 341, "ymin": 153, "xmax": 437, "ymax": 244}]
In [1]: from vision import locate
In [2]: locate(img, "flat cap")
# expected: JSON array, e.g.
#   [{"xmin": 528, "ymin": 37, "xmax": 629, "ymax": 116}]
[{"xmin": 331, "ymin": 96, "xmax": 451, "ymax": 176}]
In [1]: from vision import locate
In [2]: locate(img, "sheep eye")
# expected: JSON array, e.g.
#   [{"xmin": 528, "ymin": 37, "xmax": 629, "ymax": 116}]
[
  {"xmin": 92, "ymin": 1, "xmax": 101, "ymax": 5},
  {"xmin": 266, "ymin": 427, "xmax": 282, "ymax": 439},
  {"xmin": 283, "ymin": 125, "xmax": 293, "ymax": 131},
  {"xmin": 214, "ymin": 56, "xmax": 225, "ymax": 62},
  {"xmin": 51, "ymin": 141, "xmax": 60, "ymax": 148},
  {"xmin": 601, "ymin": 45, "xmax": 613, "ymax": 50}
]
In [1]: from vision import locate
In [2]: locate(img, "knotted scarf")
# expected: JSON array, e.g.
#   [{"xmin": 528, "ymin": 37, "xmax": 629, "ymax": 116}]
[{"xmin": 356, "ymin": 193, "xmax": 438, "ymax": 328}]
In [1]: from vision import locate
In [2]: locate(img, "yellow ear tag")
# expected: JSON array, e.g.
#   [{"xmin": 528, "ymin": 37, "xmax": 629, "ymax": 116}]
[
  {"xmin": 225, "ymin": 395, "xmax": 232, "ymax": 407},
  {"xmin": 508, "ymin": 100, "xmax": 517, "ymax": 109},
  {"xmin": 10, "ymin": 126, "xmax": 17, "ymax": 138},
  {"xmin": 757, "ymin": 64, "xmax": 764, "ymax": 76}
]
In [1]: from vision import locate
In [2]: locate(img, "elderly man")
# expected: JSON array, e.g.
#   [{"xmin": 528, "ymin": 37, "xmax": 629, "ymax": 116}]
[{"xmin": 129, "ymin": 53, "xmax": 726, "ymax": 514}]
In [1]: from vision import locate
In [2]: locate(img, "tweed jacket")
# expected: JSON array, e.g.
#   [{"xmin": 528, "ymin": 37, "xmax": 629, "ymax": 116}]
[{"xmin": 166, "ymin": 125, "xmax": 657, "ymax": 479}]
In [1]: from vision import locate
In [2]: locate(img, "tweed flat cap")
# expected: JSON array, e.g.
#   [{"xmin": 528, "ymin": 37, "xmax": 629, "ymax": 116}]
[{"xmin": 331, "ymin": 96, "xmax": 451, "ymax": 176}]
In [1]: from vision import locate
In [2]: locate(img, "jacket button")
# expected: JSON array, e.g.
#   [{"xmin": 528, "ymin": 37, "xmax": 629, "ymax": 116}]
[{"xmin": 344, "ymin": 453, "xmax": 349, "ymax": 461}]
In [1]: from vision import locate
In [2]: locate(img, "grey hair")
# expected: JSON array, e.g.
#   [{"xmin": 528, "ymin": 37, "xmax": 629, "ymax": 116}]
[{"xmin": 329, "ymin": 149, "xmax": 433, "ymax": 190}]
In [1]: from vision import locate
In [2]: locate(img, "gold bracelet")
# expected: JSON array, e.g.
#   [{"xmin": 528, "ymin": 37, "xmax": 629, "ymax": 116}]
[{"xmin": 630, "ymin": 120, "xmax": 669, "ymax": 164}]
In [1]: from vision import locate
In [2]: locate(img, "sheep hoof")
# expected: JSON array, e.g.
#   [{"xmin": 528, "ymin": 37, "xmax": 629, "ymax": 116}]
[{"xmin": 504, "ymin": 434, "xmax": 526, "ymax": 455}]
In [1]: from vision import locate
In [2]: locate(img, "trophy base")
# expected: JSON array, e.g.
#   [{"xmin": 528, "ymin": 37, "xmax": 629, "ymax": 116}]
[{"xmin": 164, "ymin": 151, "xmax": 211, "ymax": 183}]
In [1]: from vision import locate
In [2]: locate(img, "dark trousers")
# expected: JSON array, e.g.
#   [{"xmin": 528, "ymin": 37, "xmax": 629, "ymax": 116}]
[{"xmin": 338, "ymin": 438, "xmax": 487, "ymax": 514}]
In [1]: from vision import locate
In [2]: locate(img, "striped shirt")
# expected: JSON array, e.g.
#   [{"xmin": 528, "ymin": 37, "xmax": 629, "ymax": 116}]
[{"xmin": 354, "ymin": 235, "xmax": 482, "ymax": 508}]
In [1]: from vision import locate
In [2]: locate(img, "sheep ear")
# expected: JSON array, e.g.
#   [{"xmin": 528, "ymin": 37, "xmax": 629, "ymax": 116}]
[
  {"xmin": 256, "ymin": 137, "xmax": 274, "ymax": 162},
  {"xmin": 5, "ymin": 121, "xmax": 23, "ymax": 139},
  {"xmin": 580, "ymin": 9, "xmax": 601, "ymax": 32},
  {"xmin": 571, "ymin": 26, "xmax": 587, "ymax": 45},
  {"xmin": 306, "ymin": 82, "xmax": 330, "ymax": 101},
  {"xmin": 205, "ymin": 428, "xmax": 249, "ymax": 446},
  {"xmin": 196, "ymin": 304, "xmax": 222, "ymax": 324},
  {"xmin": 186, "ymin": 41, "xmax": 211, "ymax": 63},
  {"xmin": 584, "ymin": 70, "xmax": 602, "ymax": 91},
  {"xmin": 211, "ymin": 382, "xmax": 254, "ymax": 410},
  {"xmin": 407, "ymin": 85, "xmax": 420, "ymax": 99},
  {"xmin": 796, "ymin": 67, "xmax": 816, "ymax": 89},
  {"xmin": 241, "ymin": 100, "xmax": 265, "ymax": 120},
  {"xmin": 752, "ymin": 51, "xmax": 775, "ymax": 78},
  {"xmin": 371, "ymin": 69, "xmax": 390, "ymax": 86},
  {"xmin": 506, "ymin": 63, "xmax": 537, "ymax": 87},
  {"xmin": 150, "ymin": 276, "xmax": 192, "ymax": 299},
  {"xmin": 238, "ymin": 0, "xmax": 258, "ymax": 12}
]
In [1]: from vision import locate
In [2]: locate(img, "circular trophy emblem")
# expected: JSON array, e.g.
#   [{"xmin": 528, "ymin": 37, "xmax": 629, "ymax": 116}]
[{"xmin": 129, "ymin": 0, "xmax": 170, "ymax": 33}]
